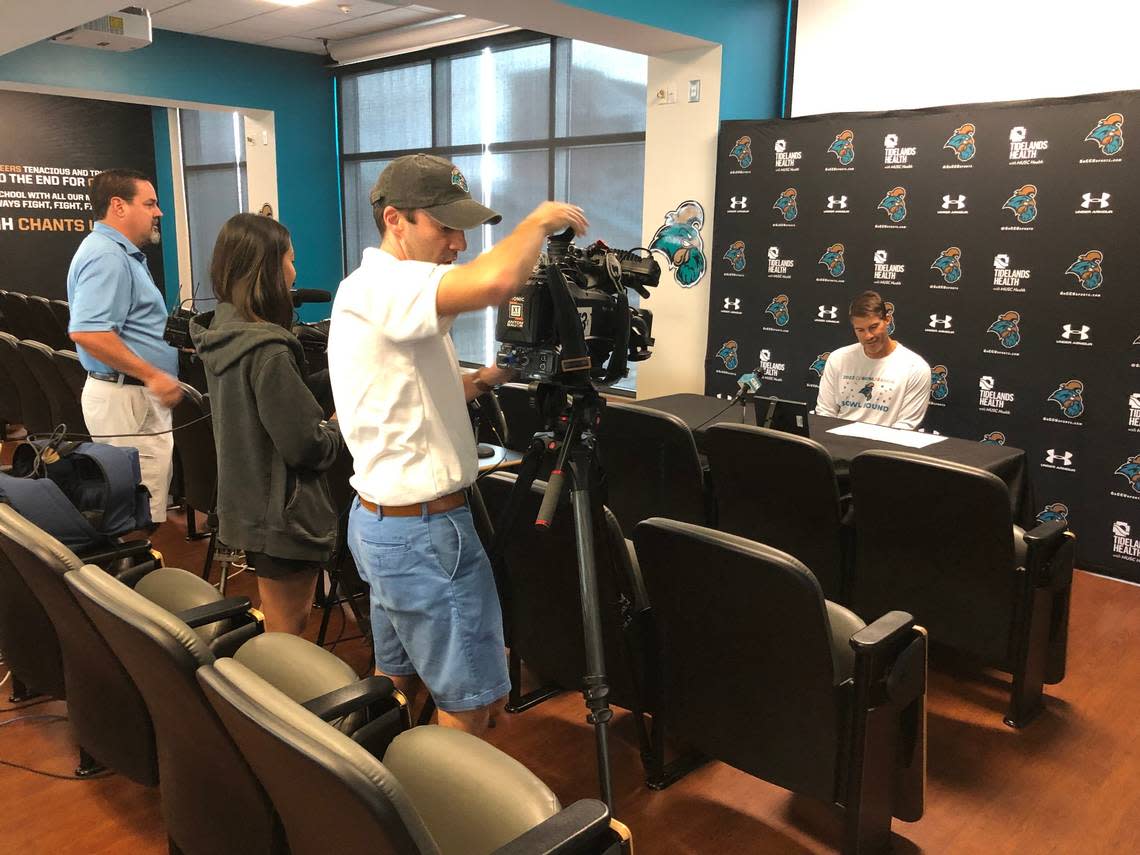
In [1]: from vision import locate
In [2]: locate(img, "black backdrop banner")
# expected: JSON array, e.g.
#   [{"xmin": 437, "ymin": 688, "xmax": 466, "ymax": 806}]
[
  {"xmin": 0, "ymin": 90, "xmax": 163, "ymax": 301},
  {"xmin": 708, "ymin": 90, "xmax": 1140, "ymax": 582}
]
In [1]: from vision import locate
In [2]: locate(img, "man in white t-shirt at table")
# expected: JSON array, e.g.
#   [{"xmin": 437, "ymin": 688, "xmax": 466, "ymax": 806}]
[
  {"xmin": 328, "ymin": 153, "xmax": 588, "ymax": 738},
  {"xmin": 815, "ymin": 290, "xmax": 931, "ymax": 430}
]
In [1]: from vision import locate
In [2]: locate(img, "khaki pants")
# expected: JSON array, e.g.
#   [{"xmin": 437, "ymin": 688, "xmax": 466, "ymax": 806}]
[{"xmin": 81, "ymin": 377, "xmax": 174, "ymax": 522}]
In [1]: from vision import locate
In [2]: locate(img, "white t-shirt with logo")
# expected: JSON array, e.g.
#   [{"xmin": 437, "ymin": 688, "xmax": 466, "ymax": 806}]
[
  {"xmin": 328, "ymin": 247, "xmax": 476, "ymax": 505},
  {"xmin": 815, "ymin": 341, "xmax": 931, "ymax": 430}
]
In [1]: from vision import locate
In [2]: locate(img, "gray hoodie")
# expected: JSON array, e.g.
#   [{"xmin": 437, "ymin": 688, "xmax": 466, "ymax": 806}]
[{"xmin": 190, "ymin": 302, "xmax": 340, "ymax": 562}]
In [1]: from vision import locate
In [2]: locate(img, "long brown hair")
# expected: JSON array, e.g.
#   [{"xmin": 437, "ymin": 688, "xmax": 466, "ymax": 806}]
[{"xmin": 210, "ymin": 213, "xmax": 294, "ymax": 328}]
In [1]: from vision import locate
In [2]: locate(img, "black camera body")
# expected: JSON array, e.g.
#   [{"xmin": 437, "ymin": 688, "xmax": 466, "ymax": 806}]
[{"xmin": 495, "ymin": 230, "xmax": 659, "ymax": 386}]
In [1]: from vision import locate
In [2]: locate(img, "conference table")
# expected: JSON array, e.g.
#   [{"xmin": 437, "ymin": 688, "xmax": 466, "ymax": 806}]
[{"xmin": 635, "ymin": 393, "xmax": 1035, "ymax": 527}]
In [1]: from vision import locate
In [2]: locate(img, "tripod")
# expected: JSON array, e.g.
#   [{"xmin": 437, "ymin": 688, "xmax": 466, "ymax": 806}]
[{"xmin": 485, "ymin": 379, "xmax": 617, "ymax": 810}]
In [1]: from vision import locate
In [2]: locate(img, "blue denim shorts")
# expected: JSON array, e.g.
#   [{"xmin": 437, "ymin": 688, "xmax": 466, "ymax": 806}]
[{"xmin": 347, "ymin": 497, "xmax": 510, "ymax": 713}]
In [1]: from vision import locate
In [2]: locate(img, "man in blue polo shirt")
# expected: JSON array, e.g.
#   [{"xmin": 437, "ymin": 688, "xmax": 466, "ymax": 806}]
[{"xmin": 67, "ymin": 169, "xmax": 182, "ymax": 523}]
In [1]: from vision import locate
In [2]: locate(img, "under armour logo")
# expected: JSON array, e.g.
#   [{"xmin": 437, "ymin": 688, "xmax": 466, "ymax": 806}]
[
  {"xmin": 1061, "ymin": 324, "xmax": 1090, "ymax": 340},
  {"xmin": 759, "ymin": 349, "xmax": 771, "ymax": 362},
  {"xmin": 873, "ymin": 250, "xmax": 888, "ymax": 264},
  {"xmin": 980, "ymin": 376, "xmax": 995, "ymax": 391},
  {"xmin": 928, "ymin": 314, "xmax": 953, "ymax": 329},
  {"xmin": 767, "ymin": 246, "xmax": 780, "ymax": 260},
  {"xmin": 1081, "ymin": 192, "xmax": 1111, "ymax": 209},
  {"xmin": 817, "ymin": 305, "xmax": 838, "ymax": 319},
  {"xmin": 941, "ymin": 194, "xmax": 966, "ymax": 209},
  {"xmin": 826, "ymin": 195, "xmax": 848, "ymax": 209},
  {"xmin": 884, "ymin": 133, "xmax": 898, "ymax": 148},
  {"xmin": 723, "ymin": 298, "xmax": 741, "ymax": 310},
  {"xmin": 1009, "ymin": 126, "xmax": 1027, "ymax": 142},
  {"xmin": 1115, "ymin": 521, "xmax": 1131, "ymax": 537},
  {"xmin": 729, "ymin": 196, "xmax": 749, "ymax": 210},
  {"xmin": 994, "ymin": 253, "xmax": 1011, "ymax": 269},
  {"xmin": 774, "ymin": 139, "xmax": 787, "ymax": 153},
  {"xmin": 1046, "ymin": 449, "xmax": 1073, "ymax": 466}
]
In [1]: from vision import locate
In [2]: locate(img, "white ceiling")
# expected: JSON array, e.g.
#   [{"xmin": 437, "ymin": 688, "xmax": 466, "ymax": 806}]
[{"xmin": 147, "ymin": 0, "xmax": 449, "ymax": 54}]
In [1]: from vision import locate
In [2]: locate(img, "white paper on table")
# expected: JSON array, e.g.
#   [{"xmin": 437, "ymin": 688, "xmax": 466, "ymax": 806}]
[{"xmin": 825, "ymin": 421, "xmax": 948, "ymax": 448}]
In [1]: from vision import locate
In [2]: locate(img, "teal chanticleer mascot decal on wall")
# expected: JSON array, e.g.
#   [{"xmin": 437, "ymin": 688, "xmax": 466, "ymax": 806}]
[{"xmin": 649, "ymin": 200, "xmax": 707, "ymax": 288}]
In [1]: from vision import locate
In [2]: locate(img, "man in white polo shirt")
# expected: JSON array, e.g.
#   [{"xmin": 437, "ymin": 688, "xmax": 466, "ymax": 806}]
[
  {"xmin": 815, "ymin": 290, "xmax": 931, "ymax": 430},
  {"xmin": 328, "ymin": 154, "xmax": 587, "ymax": 736}
]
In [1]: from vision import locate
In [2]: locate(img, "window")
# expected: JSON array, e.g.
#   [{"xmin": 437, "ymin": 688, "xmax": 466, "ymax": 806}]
[
  {"xmin": 338, "ymin": 33, "xmax": 647, "ymax": 391},
  {"xmin": 179, "ymin": 109, "xmax": 248, "ymax": 306}
]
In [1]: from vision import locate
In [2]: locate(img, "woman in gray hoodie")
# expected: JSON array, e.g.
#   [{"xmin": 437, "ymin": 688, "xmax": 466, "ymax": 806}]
[{"xmin": 190, "ymin": 213, "xmax": 340, "ymax": 635}]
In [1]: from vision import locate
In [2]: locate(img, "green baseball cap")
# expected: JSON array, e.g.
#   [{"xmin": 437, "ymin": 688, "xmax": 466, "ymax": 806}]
[{"xmin": 369, "ymin": 153, "xmax": 501, "ymax": 230}]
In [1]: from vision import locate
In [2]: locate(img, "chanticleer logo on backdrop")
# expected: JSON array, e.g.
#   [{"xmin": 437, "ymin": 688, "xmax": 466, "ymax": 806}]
[
  {"xmin": 728, "ymin": 135, "xmax": 753, "ymax": 171},
  {"xmin": 884, "ymin": 301, "xmax": 896, "ymax": 335},
  {"xmin": 715, "ymin": 339, "xmax": 739, "ymax": 371},
  {"xmin": 809, "ymin": 352, "xmax": 831, "ymax": 378},
  {"xmin": 827, "ymin": 129, "xmax": 855, "ymax": 168},
  {"xmin": 1062, "ymin": 250, "xmax": 1104, "ymax": 298},
  {"xmin": 648, "ymin": 200, "xmax": 707, "ymax": 288},
  {"xmin": 930, "ymin": 364, "xmax": 950, "ymax": 403},
  {"xmin": 1113, "ymin": 455, "xmax": 1140, "ymax": 500},
  {"xmin": 876, "ymin": 186, "xmax": 907, "ymax": 226},
  {"xmin": 943, "ymin": 122, "xmax": 977, "ymax": 165},
  {"xmin": 986, "ymin": 311, "xmax": 1022, "ymax": 354},
  {"xmin": 723, "ymin": 240, "xmax": 747, "ymax": 274},
  {"xmin": 764, "ymin": 294, "xmax": 791, "ymax": 330},
  {"xmin": 930, "ymin": 246, "xmax": 962, "ymax": 287},
  {"xmin": 1002, "ymin": 184, "xmax": 1038, "ymax": 227},
  {"xmin": 772, "ymin": 188, "xmax": 798, "ymax": 223},
  {"xmin": 1046, "ymin": 380, "xmax": 1086, "ymax": 420},
  {"xmin": 980, "ymin": 431, "xmax": 1006, "ymax": 445},
  {"xmin": 1036, "ymin": 503, "xmax": 1070, "ymax": 524},
  {"xmin": 817, "ymin": 243, "xmax": 846, "ymax": 281},
  {"xmin": 1084, "ymin": 113, "xmax": 1124, "ymax": 158}
]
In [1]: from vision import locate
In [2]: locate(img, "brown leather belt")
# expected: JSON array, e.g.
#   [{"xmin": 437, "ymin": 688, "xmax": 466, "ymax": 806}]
[{"xmin": 358, "ymin": 490, "xmax": 466, "ymax": 517}]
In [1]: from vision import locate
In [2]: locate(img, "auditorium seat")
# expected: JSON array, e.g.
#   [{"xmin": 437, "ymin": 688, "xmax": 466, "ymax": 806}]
[
  {"xmin": 0, "ymin": 334, "xmax": 22, "ymax": 433},
  {"xmin": 66, "ymin": 563, "xmax": 407, "ymax": 855},
  {"xmin": 199, "ymin": 658, "xmax": 627, "ymax": 855},
  {"xmin": 51, "ymin": 348, "xmax": 87, "ymax": 402},
  {"xmin": 17, "ymin": 339, "xmax": 87, "ymax": 436},
  {"xmin": 171, "ymin": 382, "xmax": 220, "ymax": 579},
  {"xmin": 0, "ymin": 504, "xmax": 242, "ymax": 781},
  {"xmin": 704, "ymin": 423, "xmax": 849, "ymax": 601},
  {"xmin": 0, "ymin": 291, "xmax": 35, "ymax": 339},
  {"xmin": 633, "ymin": 517, "xmax": 926, "ymax": 853},
  {"xmin": 27, "ymin": 294, "xmax": 71, "ymax": 350},
  {"xmin": 596, "ymin": 400, "xmax": 712, "ymax": 532},
  {"xmin": 850, "ymin": 449, "xmax": 1075, "ymax": 727},
  {"xmin": 49, "ymin": 299, "xmax": 72, "ymax": 346},
  {"xmin": 1, "ymin": 331, "xmax": 53, "ymax": 435}
]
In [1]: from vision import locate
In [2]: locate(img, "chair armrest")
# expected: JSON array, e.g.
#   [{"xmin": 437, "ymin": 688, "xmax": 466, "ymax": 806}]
[
  {"xmin": 302, "ymin": 675, "xmax": 396, "ymax": 721},
  {"xmin": 1022, "ymin": 518, "xmax": 1068, "ymax": 548},
  {"xmin": 1022, "ymin": 520, "xmax": 1075, "ymax": 590},
  {"xmin": 209, "ymin": 619, "xmax": 264, "ymax": 658},
  {"xmin": 850, "ymin": 610, "xmax": 914, "ymax": 652},
  {"xmin": 113, "ymin": 559, "xmax": 159, "ymax": 588},
  {"xmin": 79, "ymin": 538, "xmax": 153, "ymax": 566},
  {"xmin": 492, "ymin": 800, "xmax": 611, "ymax": 855},
  {"xmin": 176, "ymin": 596, "xmax": 253, "ymax": 629}
]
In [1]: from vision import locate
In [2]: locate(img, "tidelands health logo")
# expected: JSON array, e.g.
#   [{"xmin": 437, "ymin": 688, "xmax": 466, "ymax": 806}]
[
  {"xmin": 1002, "ymin": 184, "xmax": 1038, "ymax": 225},
  {"xmin": 818, "ymin": 243, "xmax": 846, "ymax": 280},
  {"xmin": 943, "ymin": 122, "xmax": 977, "ymax": 164}
]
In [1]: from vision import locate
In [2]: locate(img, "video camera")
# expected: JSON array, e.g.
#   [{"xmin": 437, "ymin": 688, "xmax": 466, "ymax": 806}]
[
  {"xmin": 163, "ymin": 289, "xmax": 333, "ymax": 353},
  {"xmin": 495, "ymin": 229, "xmax": 660, "ymax": 386}
]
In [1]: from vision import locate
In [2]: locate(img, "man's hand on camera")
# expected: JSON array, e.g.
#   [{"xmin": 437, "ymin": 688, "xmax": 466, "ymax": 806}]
[
  {"xmin": 479, "ymin": 366, "xmax": 518, "ymax": 387},
  {"xmin": 526, "ymin": 202, "xmax": 589, "ymax": 238},
  {"xmin": 146, "ymin": 371, "xmax": 184, "ymax": 409}
]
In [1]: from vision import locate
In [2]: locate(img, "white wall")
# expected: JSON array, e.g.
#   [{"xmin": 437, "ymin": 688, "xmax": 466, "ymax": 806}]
[
  {"xmin": 635, "ymin": 46, "xmax": 722, "ymax": 399},
  {"xmin": 793, "ymin": 0, "xmax": 1140, "ymax": 116}
]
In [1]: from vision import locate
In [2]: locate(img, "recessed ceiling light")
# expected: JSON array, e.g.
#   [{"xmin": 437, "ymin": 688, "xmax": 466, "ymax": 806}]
[{"xmin": 266, "ymin": 0, "xmax": 317, "ymax": 7}]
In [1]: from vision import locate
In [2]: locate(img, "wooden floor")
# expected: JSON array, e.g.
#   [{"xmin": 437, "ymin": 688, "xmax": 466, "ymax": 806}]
[{"xmin": 2, "ymin": 510, "xmax": 1139, "ymax": 854}]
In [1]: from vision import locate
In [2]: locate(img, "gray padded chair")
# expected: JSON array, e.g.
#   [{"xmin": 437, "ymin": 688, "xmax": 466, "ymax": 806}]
[
  {"xmin": 633, "ymin": 518, "xmax": 927, "ymax": 855},
  {"xmin": 66, "ymin": 564, "xmax": 404, "ymax": 855},
  {"xmin": 704, "ymin": 423, "xmax": 849, "ymax": 601},
  {"xmin": 0, "ymin": 503, "xmax": 237, "ymax": 781},
  {"xmin": 198, "ymin": 658, "xmax": 623, "ymax": 855},
  {"xmin": 851, "ymin": 449, "xmax": 1075, "ymax": 727}
]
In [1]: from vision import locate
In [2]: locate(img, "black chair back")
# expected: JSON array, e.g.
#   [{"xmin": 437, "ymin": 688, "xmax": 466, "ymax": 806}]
[
  {"xmin": 0, "ymin": 292, "xmax": 35, "ymax": 339},
  {"xmin": 704, "ymin": 423, "xmax": 847, "ymax": 600},
  {"xmin": 0, "ymin": 515, "xmax": 65, "ymax": 701},
  {"xmin": 633, "ymin": 517, "xmax": 841, "ymax": 802},
  {"xmin": 0, "ymin": 333, "xmax": 22, "ymax": 426},
  {"xmin": 851, "ymin": 450, "xmax": 1017, "ymax": 666},
  {"xmin": 65, "ymin": 565, "xmax": 285, "ymax": 855},
  {"xmin": 26, "ymin": 295, "xmax": 70, "ymax": 350},
  {"xmin": 49, "ymin": 299, "xmax": 72, "ymax": 346},
  {"xmin": 17, "ymin": 339, "xmax": 87, "ymax": 436},
  {"xmin": 596, "ymin": 400, "xmax": 710, "ymax": 532},
  {"xmin": 52, "ymin": 349, "xmax": 87, "ymax": 402},
  {"xmin": 172, "ymin": 382, "xmax": 217, "ymax": 516},
  {"xmin": 481, "ymin": 472, "xmax": 650, "ymax": 714},
  {"xmin": 1, "ymin": 332, "xmax": 53, "ymax": 435}
]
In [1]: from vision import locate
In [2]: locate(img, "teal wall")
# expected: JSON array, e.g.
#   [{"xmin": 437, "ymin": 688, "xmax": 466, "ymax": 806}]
[
  {"xmin": 0, "ymin": 29, "xmax": 341, "ymax": 308},
  {"xmin": 563, "ymin": 0, "xmax": 788, "ymax": 120}
]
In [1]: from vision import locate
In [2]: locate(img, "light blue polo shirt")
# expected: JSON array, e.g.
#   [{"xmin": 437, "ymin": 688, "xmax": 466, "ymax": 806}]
[{"xmin": 66, "ymin": 221, "xmax": 178, "ymax": 377}]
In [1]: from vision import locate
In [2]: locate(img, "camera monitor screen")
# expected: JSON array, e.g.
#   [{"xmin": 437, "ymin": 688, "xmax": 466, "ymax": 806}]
[{"xmin": 753, "ymin": 396, "xmax": 811, "ymax": 438}]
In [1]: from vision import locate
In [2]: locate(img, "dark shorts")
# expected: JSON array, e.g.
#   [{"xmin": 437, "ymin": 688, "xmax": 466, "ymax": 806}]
[{"xmin": 244, "ymin": 551, "xmax": 319, "ymax": 581}]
